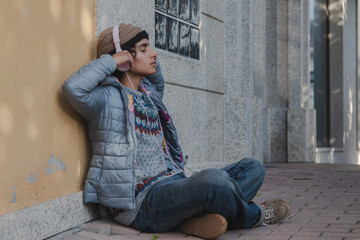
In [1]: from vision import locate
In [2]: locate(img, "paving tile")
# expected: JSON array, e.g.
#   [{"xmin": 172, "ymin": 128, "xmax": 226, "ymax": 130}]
[
  {"xmin": 289, "ymin": 236, "xmax": 342, "ymax": 240},
  {"xmin": 307, "ymin": 216, "xmax": 341, "ymax": 224},
  {"xmin": 109, "ymin": 235, "xmax": 155, "ymax": 240},
  {"xmin": 285, "ymin": 215, "xmax": 313, "ymax": 224},
  {"xmin": 351, "ymin": 228, "xmax": 360, "ymax": 234},
  {"xmin": 75, "ymin": 231, "xmax": 114, "ymax": 240},
  {"xmin": 139, "ymin": 232, "xmax": 193, "ymax": 239},
  {"xmin": 264, "ymin": 223, "xmax": 304, "ymax": 231},
  {"xmin": 227, "ymin": 226, "xmax": 273, "ymax": 235},
  {"xmin": 62, "ymin": 235, "xmax": 93, "ymax": 240},
  {"xmin": 79, "ymin": 221, "xmax": 112, "ymax": 235},
  {"xmin": 298, "ymin": 227, "xmax": 350, "ymax": 233},
  {"xmin": 327, "ymin": 224, "xmax": 360, "ymax": 230},
  {"xmin": 215, "ymin": 230, "xmax": 241, "ymax": 240},
  {"xmin": 105, "ymin": 221, "xmax": 142, "ymax": 235},
  {"xmin": 217, "ymin": 235, "xmax": 286, "ymax": 240},
  {"xmin": 288, "ymin": 231, "xmax": 322, "ymax": 237},
  {"xmin": 322, "ymin": 232, "xmax": 360, "ymax": 238},
  {"xmin": 47, "ymin": 228, "xmax": 82, "ymax": 240}
]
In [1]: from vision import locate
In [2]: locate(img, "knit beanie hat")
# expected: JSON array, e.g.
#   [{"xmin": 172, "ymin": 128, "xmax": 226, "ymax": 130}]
[{"xmin": 96, "ymin": 23, "xmax": 149, "ymax": 58}]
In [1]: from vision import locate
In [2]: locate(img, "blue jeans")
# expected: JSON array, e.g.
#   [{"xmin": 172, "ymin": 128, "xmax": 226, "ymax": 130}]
[{"xmin": 130, "ymin": 158, "xmax": 266, "ymax": 232}]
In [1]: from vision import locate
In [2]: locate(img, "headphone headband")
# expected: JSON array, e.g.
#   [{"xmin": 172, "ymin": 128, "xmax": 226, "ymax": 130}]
[
  {"xmin": 112, "ymin": 25, "xmax": 122, "ymax": 52},
  {"xmin": 112, "ymin": 25, "xmax": 131, "ymax": 71}
]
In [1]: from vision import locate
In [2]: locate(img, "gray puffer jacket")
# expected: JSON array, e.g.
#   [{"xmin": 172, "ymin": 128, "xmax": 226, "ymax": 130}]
[{"xmin": 62, "ymin": 54, "xmax": 183, "ymax": 209}]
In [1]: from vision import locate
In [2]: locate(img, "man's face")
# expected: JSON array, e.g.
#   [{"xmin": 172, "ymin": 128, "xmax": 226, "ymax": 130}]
[{"xmin": 130, "ymin": 38, "xmax": 158, "ymax": 76}]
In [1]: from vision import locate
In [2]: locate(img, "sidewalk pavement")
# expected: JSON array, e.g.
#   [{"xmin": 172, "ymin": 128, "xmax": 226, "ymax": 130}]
[{"xmin": 49, "ymin": 163, "xmax": 360, "ymax": 240}]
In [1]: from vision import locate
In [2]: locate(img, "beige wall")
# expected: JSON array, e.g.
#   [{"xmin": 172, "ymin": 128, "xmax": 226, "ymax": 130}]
[{"xmin": 0, "ymin": 0, "xmax": 94, "ymax": 215}]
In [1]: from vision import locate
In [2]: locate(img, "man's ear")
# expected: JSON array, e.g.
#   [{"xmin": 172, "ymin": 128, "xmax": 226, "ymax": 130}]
[{"xmin": 130, "ymin": 49, "xmax": 137, "ymax": 58}]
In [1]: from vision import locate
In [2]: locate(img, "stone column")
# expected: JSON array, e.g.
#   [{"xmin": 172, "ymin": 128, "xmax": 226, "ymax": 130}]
[
  {"xmin": 224, "ymin": 0, "xmax": 263, "ymax": 163},
  {"xmin": 262, "ymin": 0, "xmax": 289, "ymax": 163},
  {"xmin": 328, "ymin": 0, "xmax": 344, "ymax": 147},
  {"xmin": 287, "ymin": 0, "xmax": 316, "ymax": 162},
  {"xmin": 252, "ymin": 0, "xmax": 266, "ymax": 162}
]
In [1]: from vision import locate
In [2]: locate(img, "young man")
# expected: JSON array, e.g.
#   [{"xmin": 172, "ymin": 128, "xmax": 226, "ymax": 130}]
[{"xmin": 63, "ymin": 23, "xmax": 291, "ymax": 239}]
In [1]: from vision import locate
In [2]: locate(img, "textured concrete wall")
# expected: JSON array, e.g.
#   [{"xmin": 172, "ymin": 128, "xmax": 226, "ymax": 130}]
[{"xmin": 163, "ymin": 0, "xmax": 226, "ymax": 169}]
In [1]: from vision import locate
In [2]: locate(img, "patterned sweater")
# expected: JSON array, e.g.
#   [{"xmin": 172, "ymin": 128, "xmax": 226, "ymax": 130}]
[{"xmin": 113, "ymin": 86, "xmax": 180, "ymax": 226}]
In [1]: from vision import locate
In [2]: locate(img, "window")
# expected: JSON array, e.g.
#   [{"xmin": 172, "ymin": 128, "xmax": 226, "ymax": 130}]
[
  {"xmin": 310, "ymin": 0, "xmax": 330, "ymax": 147},
  {"xmin": 155, "ymin": 0, "xmax": 200, "ymax": 59}
]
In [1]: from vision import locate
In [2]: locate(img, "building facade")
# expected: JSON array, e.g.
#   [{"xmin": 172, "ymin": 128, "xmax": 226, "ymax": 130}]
[{"xmin": 0, "ymin": 0, "xmax": 358, "ymax": 239}]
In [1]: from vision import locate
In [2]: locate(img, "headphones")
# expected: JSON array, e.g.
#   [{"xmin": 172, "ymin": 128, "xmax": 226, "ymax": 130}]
[{"xmin": 112, "ymin": 25, "xmax": 131, "ymax": 71}]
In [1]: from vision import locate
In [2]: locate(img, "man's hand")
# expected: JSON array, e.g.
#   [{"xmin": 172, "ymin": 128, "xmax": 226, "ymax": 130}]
[{"xmin": 112, "ymin": 51, "xmax": 134, "ymax": 71}]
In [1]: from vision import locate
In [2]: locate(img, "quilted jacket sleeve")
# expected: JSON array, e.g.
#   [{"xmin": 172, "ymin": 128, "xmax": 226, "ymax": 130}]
[
  {"xmin": 145, "ymin": 57, "xmax": 165, "ymax": 100},
  {"xmin": 62, "ymin": 54, "xmax": 117, "ymax": 121}
]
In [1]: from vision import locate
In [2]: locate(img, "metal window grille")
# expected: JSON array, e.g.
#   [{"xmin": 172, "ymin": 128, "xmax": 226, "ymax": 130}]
[{"xmin": 155, "ymin": 0, "xmax": 200, "ymax": 59}]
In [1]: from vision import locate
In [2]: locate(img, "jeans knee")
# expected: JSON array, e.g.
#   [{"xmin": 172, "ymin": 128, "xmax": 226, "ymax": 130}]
[
  {"xmin": 194, "ymin": 168, "xmax": 234, "ymax": 192},
  {"xmin": 197, "ymin": 168, "xmax": 229, "ymax": 181},
  {"xmin": 242, "ymin": 158, "xmax": 265, "ymax": 180}
]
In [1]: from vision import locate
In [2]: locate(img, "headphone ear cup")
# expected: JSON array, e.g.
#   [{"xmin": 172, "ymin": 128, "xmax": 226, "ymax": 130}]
[{"xmin": 117, "ymin": 62, "xmax": 131, "ymax": 71}]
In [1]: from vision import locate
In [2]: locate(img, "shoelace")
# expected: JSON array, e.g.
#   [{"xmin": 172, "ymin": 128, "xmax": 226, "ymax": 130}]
[{"xmin": 264, "ymin": 208, "xmax": 275, "ymax": 221}]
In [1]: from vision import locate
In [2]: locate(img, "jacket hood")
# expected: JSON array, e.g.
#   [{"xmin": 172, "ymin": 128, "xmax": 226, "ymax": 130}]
[{"xmin": 99, "ymin": 75, "xmax": 120, "ymax": 87}]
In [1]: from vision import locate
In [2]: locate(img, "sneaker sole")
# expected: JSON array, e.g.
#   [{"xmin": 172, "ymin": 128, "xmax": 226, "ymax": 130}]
[
  {"xmin": 281, "ymin": 200, "xmax": 291, "ymax": 220},
  {"xmin": 274, "ymin": 199, "xmax": 291, "ymax": 223},
  {"xmin": 180, "ymin": 213, "xmax": 227, "ymax": 239}
]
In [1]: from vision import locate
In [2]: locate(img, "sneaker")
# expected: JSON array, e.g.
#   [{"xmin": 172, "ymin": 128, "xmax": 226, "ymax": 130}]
[
  {"xmin": 260, "ymin": 199, "xmax": 291, "ymax": 224},
  {"xmin": 180, "ymin": 213, "xmax": 227, "ymax": 239}
]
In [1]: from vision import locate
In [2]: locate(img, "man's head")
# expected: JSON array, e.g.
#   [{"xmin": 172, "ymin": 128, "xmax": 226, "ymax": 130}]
[
  {"xmin": 96, "ymin": 23, "xmax": 157, "ymax": 77},
  {"xmin": 96, "ymin": 23, "xmax": 149, "ymax": 57}
]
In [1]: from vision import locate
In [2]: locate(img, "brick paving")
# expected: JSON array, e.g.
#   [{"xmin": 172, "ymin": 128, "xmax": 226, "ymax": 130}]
[{"xmin": 48, "ymin": 163, "xmax": 360, "ymax": 240}]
